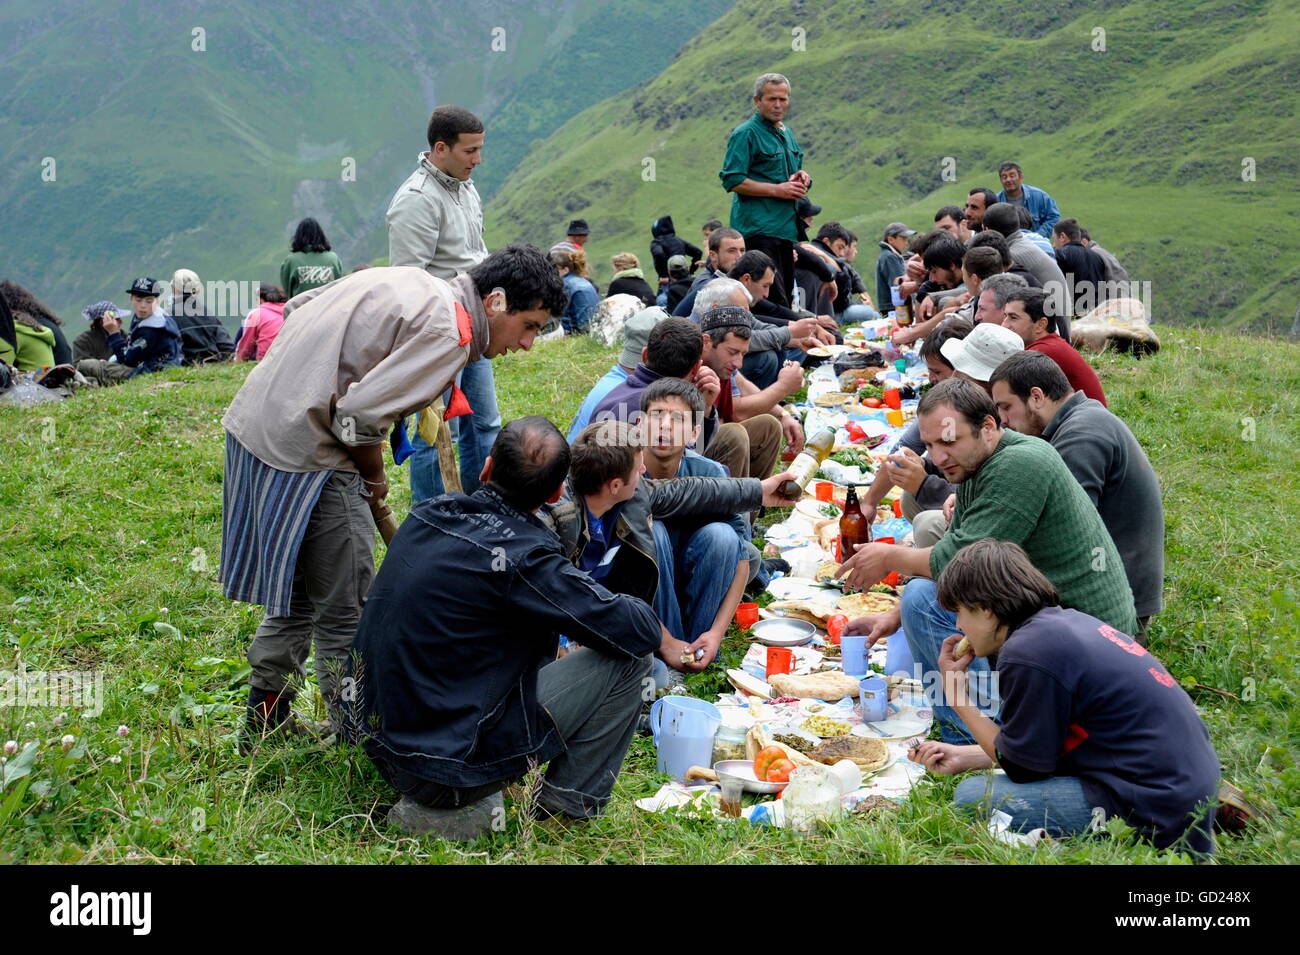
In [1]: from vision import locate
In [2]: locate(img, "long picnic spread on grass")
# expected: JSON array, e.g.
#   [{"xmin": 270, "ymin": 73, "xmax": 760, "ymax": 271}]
[{"xmin": 638, "ymin": 319, "xmax": 981, "ymax": 832}]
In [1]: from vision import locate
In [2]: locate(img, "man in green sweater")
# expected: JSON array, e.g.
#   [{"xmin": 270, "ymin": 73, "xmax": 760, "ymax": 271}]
[
  {"xmin": 838, "ymin": 378, "xmax": 1136, "ymax": 743},
  {"xmin": 719, "ymin": 72, "xmax": 811, "ymax": 309}
]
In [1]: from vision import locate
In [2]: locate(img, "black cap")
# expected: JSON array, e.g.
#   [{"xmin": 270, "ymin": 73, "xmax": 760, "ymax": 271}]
[
  {"xmin": 566, "ymin": 219, "xmax": 590, "ymax": 236},
  {"xmin": 126, "ymin": 276, "xmax": 163, "ymax": 297},
  {"xmin": 699, "ymin": 305, "xmax": 754, "ymax": 336},
  {"xmin": 796, "ymin": 197, "xmax": 821, "ymax": 218}
]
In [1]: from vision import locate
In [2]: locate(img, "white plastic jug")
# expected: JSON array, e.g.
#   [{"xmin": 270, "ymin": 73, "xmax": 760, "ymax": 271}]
[{"xmin": 649, "ymin": 696, "xmax": 722, "ymax": 781}]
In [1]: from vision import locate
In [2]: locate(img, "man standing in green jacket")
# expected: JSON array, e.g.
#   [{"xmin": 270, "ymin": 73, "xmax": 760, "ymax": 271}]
[
  {"xmin": 719, "ymin": 73, "xmax": 811, "ymax": 309},
  {"xmin": 837, "ymin": 378, "xmax": 1137, "ymax": 743}
]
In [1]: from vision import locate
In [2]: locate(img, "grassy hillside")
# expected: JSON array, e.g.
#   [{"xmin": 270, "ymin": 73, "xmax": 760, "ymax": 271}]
[
  {"xmin": 0, "ymin": 330, "xmax": 1296, "ymax": 863},
  {"xmin": 484, "ymin": 0, "xmax": 1300, "ymax": 333},
  {"xmin": 0, "ymin": 0, "xmax": 732, "ymax": 326}
]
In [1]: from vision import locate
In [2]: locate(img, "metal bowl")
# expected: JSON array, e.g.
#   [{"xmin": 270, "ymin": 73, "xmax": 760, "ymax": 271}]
[
  {"xmin": 750, "ymin": 617, "xmax": 816, "ymax": 647},
  {"xmin": 713, "ymin": 760, "xmax": 790, "ymax": 794}
]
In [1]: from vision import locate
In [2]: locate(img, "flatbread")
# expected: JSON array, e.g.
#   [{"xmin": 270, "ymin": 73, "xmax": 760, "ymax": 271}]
[
  {"xmin": 813, "ymin": 392, "xmax": 854, "ymax": 408},
  {"xmin": 814, "ymin": 560, "xmax": 842, "ymax": 584},
  {"xmin": 767, "ymin": 599, "xmax": 837, "ymax": 627},
  {"xmin": 835, "ymin": 591, "xmax": 900, "ymax": 616},
  {"xmin": 810, "ymin": 736, "xmax": 890, "ymax": 772},
  {"xmin": 767, "ymin": 670, "xmax": 863, "ymax": 701}
]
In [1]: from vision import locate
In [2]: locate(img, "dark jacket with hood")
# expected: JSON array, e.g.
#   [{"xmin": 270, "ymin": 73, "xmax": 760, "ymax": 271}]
[
  {"xmin": 108, "ymin": 312, "xmax": 183, "ymax": 375},
  {"xmin": 649, "ymin": 216, "xmax": 703, "ymax": 281}
]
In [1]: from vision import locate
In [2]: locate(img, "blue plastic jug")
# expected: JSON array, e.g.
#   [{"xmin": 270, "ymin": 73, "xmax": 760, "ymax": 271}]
[{"xmin": 649, "ymin": 696, "xmax": 722, "ymax": 781}]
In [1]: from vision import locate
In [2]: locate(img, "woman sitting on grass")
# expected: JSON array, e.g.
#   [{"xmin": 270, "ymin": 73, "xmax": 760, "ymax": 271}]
[
  {"xmin": 234, "ymin": 284, "xmax": 289, "ymax": 361},
  {"xmin": 914, "ymin": 538, "xmax": 1220, "ymax": 856}
]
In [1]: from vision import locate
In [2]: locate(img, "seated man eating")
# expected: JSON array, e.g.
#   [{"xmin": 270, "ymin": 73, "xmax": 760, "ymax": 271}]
[
  {"xmin": 916, "ymin": 539, "xmax": 1219, "ymax": 857},
  {"xmin": 542, "ymin": 415, "xmax": 795, "ymax": 687},
  {"xmin": 837, "ymin": 378, "xmax": 1137, "ymax": 743},
  {"xmin": 353, "ymin": 416, "xmax": 678, "ymax": 839}
]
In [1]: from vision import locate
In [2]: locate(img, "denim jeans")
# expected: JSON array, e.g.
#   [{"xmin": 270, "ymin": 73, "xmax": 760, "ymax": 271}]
[
  {"xmin": 837, "ymin": 303, "xmax": 881, "ymax": 326},
  {"xmin": 408, "ymin": 356, "xmax": 502, "ymax": 502},
  {"xmin": 741, "ymin": 347, "xmax": 779, "ymax": 389},
  {"xmin": 954, "ymin": 773, "xmax": 1097, "ymax": 838},
  {"xmin": 648, "ymin": 520, "xmax": 742, "ymax": 688},
  {"xmin": 900, "ymin": 577, "xmax": 1000, "ymax": 744},
  {"xmin": 652, "ymin": 521, "xmax": 743, "ymax": 645}
]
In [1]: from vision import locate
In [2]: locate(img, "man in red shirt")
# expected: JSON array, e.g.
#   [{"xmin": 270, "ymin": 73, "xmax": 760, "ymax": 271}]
[{"xmin": 1000, "ymin": 288, "xmax": 1107, "ymax": 406}]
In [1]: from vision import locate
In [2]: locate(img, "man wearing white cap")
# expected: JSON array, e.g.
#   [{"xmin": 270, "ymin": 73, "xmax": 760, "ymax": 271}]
[
  {"xmin": 939, "ymin": 321, "xmax": 1025, "ymax": 389},
  {"xmin": 835, "ymin": 378, "xmax": 1137, "ymax": 745}
]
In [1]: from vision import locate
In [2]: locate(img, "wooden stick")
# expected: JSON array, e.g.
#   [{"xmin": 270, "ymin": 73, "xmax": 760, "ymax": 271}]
[
  {"xmin": 430, "ymin": 399, "xmax": 462, "ymax": 494},
  {"xmin": 371, "ymin": 502, "xmax": 399, "ymax": 545}
]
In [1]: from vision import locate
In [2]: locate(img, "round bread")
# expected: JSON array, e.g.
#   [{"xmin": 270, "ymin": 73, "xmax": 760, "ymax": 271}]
[
  {"xmin": 815, "ymin": 560, "xmax": 842, "ymax": 584},
  {"xmin": 810, "ymin": 735, "xmax": 889, "ymax": 772},
  {"xmin": 835, "ymin": 591, "xmax": 900, "ymax": 616},
  {"xmin": 813, "ymin": 392, "xmax": 855, "ymax": 408}
]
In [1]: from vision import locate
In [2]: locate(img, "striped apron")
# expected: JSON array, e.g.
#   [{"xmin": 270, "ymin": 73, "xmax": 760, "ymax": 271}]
[{"xmin": 219, "ymin": 433, "xmax": 333, "ymax": 617}]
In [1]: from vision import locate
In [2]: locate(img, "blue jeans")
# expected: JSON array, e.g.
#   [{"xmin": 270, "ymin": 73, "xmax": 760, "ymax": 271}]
[
  {"xmin": 649, "ymin": 521, "xmax": 743, "ymax": 688},
  {"xmin": 741, "ymin": 347, "xmax": 779, "ymax": 389},
  {"xmin": 954, "ymin": 774, "xmax": 1096, "ymax": 838},
  {"xmin": 900, "ymin": 577, "xmax": 999, "ymax": 744},
  {"xmin": 409, "ymin": 356, "xmax": 502, "ymax": 502},
  {"xmin": 838, "ymin": 303, "xmax": 881, "ymax": 326}
]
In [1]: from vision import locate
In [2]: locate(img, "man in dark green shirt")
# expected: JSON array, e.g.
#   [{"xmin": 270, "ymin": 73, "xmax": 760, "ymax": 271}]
[
  {"xmin": 837, "ymin": 378, "xmax": 1137, "ymax": 743},
  {"xmin": 719, "ymin": 72, "xmax": 811, "ymax": 309}
]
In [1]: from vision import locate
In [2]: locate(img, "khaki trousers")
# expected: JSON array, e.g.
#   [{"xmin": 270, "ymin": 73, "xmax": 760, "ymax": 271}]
[{"xmin": 704, "ymin": 414, "xmax": 782, "ymax": 479}]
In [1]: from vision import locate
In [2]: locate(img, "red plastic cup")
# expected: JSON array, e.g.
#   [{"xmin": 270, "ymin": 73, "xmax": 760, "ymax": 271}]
[
  {"xmin": 735, "ymin": 603, "xmax": 760, "ymax": 629},
  {"xmin": 883, "ymin": 388, "xmax": 902, "ymax": 410},
  {"xmin": 766, "ymin": 647, "xmax": 794, "ymax": 680},
  {"xmin": 827, "ymin": 614, "xmax": 849, "ymax": 645},
  {"xmin": 814, "ymin": 481, "xmax": 835, "ymax": 502},
  {"xmin": 874, "ymin": 535, "xmax": 896, "ymax": 545}
]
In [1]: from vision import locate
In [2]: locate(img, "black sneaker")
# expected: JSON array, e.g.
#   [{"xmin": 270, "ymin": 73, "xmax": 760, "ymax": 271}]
[{"xmin": 242, "ymin": 687, "xmax": 327, "ymax": 751}]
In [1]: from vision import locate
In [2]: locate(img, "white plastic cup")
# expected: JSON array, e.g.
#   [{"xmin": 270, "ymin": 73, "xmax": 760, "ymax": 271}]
[{"xmin": 827, "ymin": 758, "xmax": 862, "ymax": 796}]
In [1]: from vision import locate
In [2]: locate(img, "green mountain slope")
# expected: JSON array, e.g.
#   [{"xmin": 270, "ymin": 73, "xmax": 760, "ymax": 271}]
[
  {"xmin": 0, "ymin": 0, "xmax": 732, "ymax": 324},
  {"xmin": 484, "ymin": 0, "xmax": 1300, "ymax": 333}
]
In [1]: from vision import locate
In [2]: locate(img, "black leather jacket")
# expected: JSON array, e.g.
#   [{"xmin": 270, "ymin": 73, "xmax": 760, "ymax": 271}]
[{"xmin": 538, "ymin": 474, "xmax": 763, "ymax": 606}]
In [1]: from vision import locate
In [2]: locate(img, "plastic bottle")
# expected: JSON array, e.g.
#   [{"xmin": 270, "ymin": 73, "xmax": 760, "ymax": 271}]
[{"xmin": 777, "ymin": 426, "xmax": 837, "ymax": 499}]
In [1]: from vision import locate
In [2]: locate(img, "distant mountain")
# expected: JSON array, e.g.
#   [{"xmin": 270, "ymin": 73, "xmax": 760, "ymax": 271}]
[
  {"xmin": 1, "ymin": 0, "xmax": 733, "ymax": 325},
  {"xmin": 484, "ymin": 0, "xmax": 1300, "ymax": 333}
]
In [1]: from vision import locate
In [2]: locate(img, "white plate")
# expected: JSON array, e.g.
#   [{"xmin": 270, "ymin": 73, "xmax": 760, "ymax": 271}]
[
  {"xmin": 795, "ymin": 498, "xmax": 841, "ymax": 522},
  {"xmin": 851, "ymin": 706, "xmax": 934, "ymax": 741}
]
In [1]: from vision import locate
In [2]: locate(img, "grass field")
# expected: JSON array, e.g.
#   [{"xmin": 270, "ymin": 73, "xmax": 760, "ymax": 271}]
[{"xmin": 0, "ymin": 328, "xmax": 1297, "ymax": 864}]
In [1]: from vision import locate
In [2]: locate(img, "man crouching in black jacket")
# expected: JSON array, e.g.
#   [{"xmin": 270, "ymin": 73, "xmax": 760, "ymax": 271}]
[{"xmin": 354, "ymin": 415, "xmax": 688, "ymax": 840}]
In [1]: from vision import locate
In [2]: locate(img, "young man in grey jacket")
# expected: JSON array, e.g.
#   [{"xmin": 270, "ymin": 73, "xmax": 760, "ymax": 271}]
[
  {"xmin": 386, "ymin": 106, "xmax": 497, "ymax": 501},
  {"xmin": 989, "ymin": 351, "xmax": 1164, "ymax": 643}
]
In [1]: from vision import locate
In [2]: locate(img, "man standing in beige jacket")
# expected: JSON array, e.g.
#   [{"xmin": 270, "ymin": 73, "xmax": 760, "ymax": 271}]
[{"xmin": 219, "ymin": 247, "xmax": 566, "ymax": 742}]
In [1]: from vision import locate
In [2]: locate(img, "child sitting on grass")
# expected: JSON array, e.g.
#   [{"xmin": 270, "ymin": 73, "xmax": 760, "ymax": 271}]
[{"xmin": 912, "ymin": 538, "xmax": 1220, "ymax": 856}]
